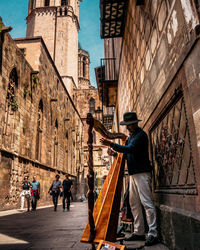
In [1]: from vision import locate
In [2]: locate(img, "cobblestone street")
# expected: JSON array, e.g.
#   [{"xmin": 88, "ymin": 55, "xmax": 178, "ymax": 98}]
[{"xmin": 0, "ymin": 202, "xmax": 169, "ymax": 250}]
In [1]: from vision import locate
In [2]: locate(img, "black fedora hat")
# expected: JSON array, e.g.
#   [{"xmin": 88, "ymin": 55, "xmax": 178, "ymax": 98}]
[{"xmin": 120, "ymin": 112, "xmax": 142, "ymax": 126}]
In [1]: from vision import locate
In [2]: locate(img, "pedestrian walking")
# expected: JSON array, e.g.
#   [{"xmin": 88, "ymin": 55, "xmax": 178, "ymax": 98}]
[
  {"xmin": 49, "ymin": 174, "xmax": 62, "ymax": 211},
  {"xmin": 100, "ymin": 112, "xmax": 158, "ymax": 246},
  {"xmin": 20, "ymin": 176, "xmax": 31, "ymax": 211},
  {"xmin": 30, "ymin": 175, "xmax": 40, "ymax": 211},
  {"xmin": 62, "ymin": 174, "xmax": 73, "ymax": 212}
]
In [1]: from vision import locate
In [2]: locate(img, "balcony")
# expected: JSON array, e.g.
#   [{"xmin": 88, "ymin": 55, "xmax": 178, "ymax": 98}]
[
  {"xmin": 95, "ymin": 58, "xmax": 116, "ymax": 130},
  {"xmin": 95, "ymin": 58, "xmax": 118, "ymax": 108},
  {"xmin": 100, "ymin": 0, "xmax": 129, "ymax": 38}
]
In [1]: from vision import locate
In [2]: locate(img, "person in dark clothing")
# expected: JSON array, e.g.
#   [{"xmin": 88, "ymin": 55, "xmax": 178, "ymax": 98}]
[
  {"xmin": 49, "ymin": 174, "xmax": 62, "ymax": 211},
  {"xmin": 62, "ymin": 174, "xmax": 73, "ymax": 212},
  {"xmin": 100, "ymin": 112, "xmax": 158, "ymax": 246}
]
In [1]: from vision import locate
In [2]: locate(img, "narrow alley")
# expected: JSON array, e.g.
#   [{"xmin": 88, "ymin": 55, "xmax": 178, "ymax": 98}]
[{"xmin": 0, "ymin": 202, "xmax": 169, "ymax": 250}]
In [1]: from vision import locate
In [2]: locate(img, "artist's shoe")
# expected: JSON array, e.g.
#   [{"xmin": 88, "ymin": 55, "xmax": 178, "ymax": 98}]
[
  {"xmin": 67, "ymin": 208, "xmax": 69, "ymax": 212},
  {"xmin": 145, "ymin": 235, "xmax": 158, "ymax": 246},
  {"xmin": 63, "ymin": 209, "xmax": 65, "ymax": 212},
  {"xmin": 125, "ymin": 234, "xmax": 145, "ymax": 241}
]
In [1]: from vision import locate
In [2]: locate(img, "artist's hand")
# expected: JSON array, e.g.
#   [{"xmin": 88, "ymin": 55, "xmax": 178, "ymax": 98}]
[
  {"xmin": 121, "ymin": 134, "xmax": 127, "ymax": 141},
  {"xmin": 100, "ymin": 138, "xmax": 112, "ymax": 147},
  {"xmin": 107, "ymin": 148, "xmax": 116, "ymax": 156}
]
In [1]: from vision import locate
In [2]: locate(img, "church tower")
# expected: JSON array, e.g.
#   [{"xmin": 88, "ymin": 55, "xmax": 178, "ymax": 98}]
[
  {"xmin": 26, "ymin": 0, "xmax": 79, "ymax": 94},
  {"xmin": 78, "ymin": 43, "xmax": 90, "ymax": 89}
]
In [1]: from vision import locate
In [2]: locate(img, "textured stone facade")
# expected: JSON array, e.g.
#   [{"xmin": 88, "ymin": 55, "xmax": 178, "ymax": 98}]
[
  {"xmin": 0, "ymin": 30, "xmax": 84, "ymax": 210},
  {"xmin": 75, "ymin": 48, "xmax": 111, "ymax": 190},
  {"xmin": 107, "ymin": 0, "xmax": 200, "ymax": 249}
]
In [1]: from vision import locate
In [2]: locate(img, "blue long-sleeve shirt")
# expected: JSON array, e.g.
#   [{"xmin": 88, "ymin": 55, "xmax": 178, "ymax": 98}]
[{"xmin": 110, "ymin": 128, "xmax": 152, "ymax": 175}]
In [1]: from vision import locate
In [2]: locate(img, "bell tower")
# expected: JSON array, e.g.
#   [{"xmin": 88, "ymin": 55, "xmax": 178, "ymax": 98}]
[
  {"xmin": 26, "ymin": 0, "xmax": 79, "ymax": 93},
  {"xmin": 78, "ymin": 45, "xmax": 90, "ymax": 89}
]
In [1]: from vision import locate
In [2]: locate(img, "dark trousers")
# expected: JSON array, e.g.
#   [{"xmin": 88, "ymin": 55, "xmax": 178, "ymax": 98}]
[
  {"xmin": 63, "ymin": 192, "xmax": 71, "ymax": 210},
  {"xmin": 31, "ymin": 193, "xmax": 37, "ymax": 210},
  {"xmin": 52, "ymin": 191, "xmax": 59, "ymax": 210}
]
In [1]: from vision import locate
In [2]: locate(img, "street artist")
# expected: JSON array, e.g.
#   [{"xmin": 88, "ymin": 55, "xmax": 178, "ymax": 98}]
[{"xmin": 100, "ymin": 112, "xmax": 158, "ymax": 246}]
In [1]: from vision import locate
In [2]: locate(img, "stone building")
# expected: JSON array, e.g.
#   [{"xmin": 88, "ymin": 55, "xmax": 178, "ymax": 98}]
[
  {"xmin": 74, "ymin": 45, "xmax": 110, "ymax": 191},
  {"xmin": 0, "ymin": 0, "xmax": 107, "ymax": 209},
  {"xmin": 0, "ymin": 23, "xmax": 84, "ymax": 209},
  {"xmin": 98, "ymin": 0, "xmax": 200, "ymax": 249},
  {"xmin": 0, "ymin": 0, "xmax": 90, "ymax": 209}
]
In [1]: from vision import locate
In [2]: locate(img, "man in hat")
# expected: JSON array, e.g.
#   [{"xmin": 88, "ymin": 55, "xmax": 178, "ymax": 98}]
[{"xmin": 100, "ymin": 112, "xmax": 158, "ymax": 246}]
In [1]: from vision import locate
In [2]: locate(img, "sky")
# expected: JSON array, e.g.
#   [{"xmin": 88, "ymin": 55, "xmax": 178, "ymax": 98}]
[{"xmin": 0, "ymin": 0, "xmax": 104, "ymax": 86}]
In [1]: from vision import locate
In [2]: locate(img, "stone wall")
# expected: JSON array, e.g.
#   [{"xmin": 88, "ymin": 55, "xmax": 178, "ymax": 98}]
[
  {"xmin": 74, "ymin": 85, "xmax": 110, "ymax": 189},
  {"xmin": 111, "ymin": 0, "xmax": 200, "ymax": 248},
  {"xmin": 0, "ymin": 31, "xmax": 84, "ymax": 210}
]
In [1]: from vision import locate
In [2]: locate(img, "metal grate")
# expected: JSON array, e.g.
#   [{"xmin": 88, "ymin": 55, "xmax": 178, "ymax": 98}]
[
  {"xmin": 150, "ymin": 95, "xmax": 197, "ymax": 195},
  {"xmin": 103, "ymin": 114, "xmax": 114, "ymax": 130}
]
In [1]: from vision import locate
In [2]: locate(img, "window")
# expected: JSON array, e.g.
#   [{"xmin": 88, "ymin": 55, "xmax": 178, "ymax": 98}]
[
  {"xmin": 89, "ymin": 98, "xmax": 95, "ymax": 114},
  {"xmin": 83, "ymin": 56, "xmax": 86, "ymax": 77},
  {"xmin": 65, "ymin": 131, "xmax": 68, "ymax": 172},
  {"xmin": 3, "ymin": 68, "xmax": 18, "ymax": 137},
  {"xmin": 53, "ymin": 119, "xmax": 58, "ymax": 167},
  {"xmin": 61, "ymin": 0, "xmax": 68, "ymax": 6},
  {"xmin": 44, "ymin": 0, "xmax": 50, "ymax": 7},
  {"xmin": 20, "ymin": 48, "xmax": 26, "ymax": 56},
  {"xmin": 30, "ymin": 0, "xmax": 34, "ymax": 10},
  {"xmin": 35, "ymin": 100, "xmax": 43, "ymax": 161}
]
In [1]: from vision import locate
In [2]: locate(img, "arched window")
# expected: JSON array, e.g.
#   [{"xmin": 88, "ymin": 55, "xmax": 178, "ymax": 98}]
[
  {"xmin": 65, "ymin": 131, "xmax": 68, "ymax": 172},
  {"xmin": 61, "ymin": 0, "xmax": 68, "ymax": 6},
  {"xmin": 53, "ymin": 119, "xmax": 58, "ymax": 167},
  {"xmin": 44, "ymin": 0, "xmax": 50, "ymax": 7},
  {"xmin": 83, "ymin": 56, "xmax": 86, "ymax": 77},
  {"xmin": 89, "ymin": 98, "xmax": 95, "ymax": 114},
  {"xmin": 30, "ymin": 0, "xmax": 34, "ymax": 10},
  {"xmin": 35, "ymin": 100, "xmax": 43, "ymax": 161},
  {"xmin": 3, "ymin": 68, "xmax": 18, "ymax": 137}
]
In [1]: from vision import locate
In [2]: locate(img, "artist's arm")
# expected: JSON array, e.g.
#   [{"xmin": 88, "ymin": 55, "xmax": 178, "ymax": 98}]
[{"xmin": 101, "ymin": 133, "xmax": 143, "ymax": 154}]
